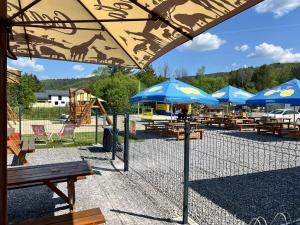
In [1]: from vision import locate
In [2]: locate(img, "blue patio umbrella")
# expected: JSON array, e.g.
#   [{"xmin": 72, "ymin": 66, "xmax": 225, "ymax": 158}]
[
  {"xmin": 211, "ymin": 85, "xmax": 254, "ymax": 105},
  {"xmin": 246, "ymin": 88, "xmax": 270, "ymax": 106},
  {"xmin": 130, "ymin": 79, "xmax": 219, "ymax": 105},
  {"xmin": 246, "ymin": 79, "xmax": 300, "ymax": 106}
]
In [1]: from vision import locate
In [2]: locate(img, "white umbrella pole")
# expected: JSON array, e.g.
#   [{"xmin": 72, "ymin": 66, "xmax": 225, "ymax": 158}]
[
  {"xmin": 294, "ymin": 106, "xmax": 296, "ymax": 124},
  {"xmin": 171, "ymin": 103, "xmax": 173, "ymax": 122}
]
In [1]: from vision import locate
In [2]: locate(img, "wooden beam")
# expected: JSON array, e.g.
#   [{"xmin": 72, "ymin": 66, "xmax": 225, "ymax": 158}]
[
  {"xmin": 0, "ymin": 1, "xmax": 8, "ymax": 224},
  {"xmin": 9, "ymin": 0, "xmax": 42, "ymax": 21}
]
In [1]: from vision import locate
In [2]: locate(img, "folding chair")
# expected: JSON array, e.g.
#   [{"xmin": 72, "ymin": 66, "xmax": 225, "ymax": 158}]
[
  {"xmin": 57, "ymin": 124, "xmax": 76, "ymax": 143},
  {"xmin": 31, "ymin": 125, "xmax": 53, "ymax": 144}
]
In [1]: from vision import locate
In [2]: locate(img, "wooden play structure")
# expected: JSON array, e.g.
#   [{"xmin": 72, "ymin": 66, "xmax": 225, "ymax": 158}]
[{"xmin": 69, "ymin": 88, "xmax": 112, "ymax": 125}]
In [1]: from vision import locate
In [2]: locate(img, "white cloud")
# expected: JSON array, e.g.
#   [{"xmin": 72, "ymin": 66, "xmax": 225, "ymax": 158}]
[
  {"xmin": 11, "ymin": 57, "xmax": 44, "ymax": 72},
  {"xmin": 7, "ymin": 65, "xmax": 18, "ymax": 70},
  {"xmin": 72, "ymin": 64, "xmax": 85, "ymax": 72},
  {"xmin": 248, "ymin": 42, "xmax": 300, "ymax": 63},
  {"xmin": 234, "ymin": 44, "xmax": 249, "ymax": 52},
  {"xmin": 255, "ymin": 0, "xmax": 300, "ymax": 17},
  {"xmin": 180, "ymin": 32, "xmax": 226, "ymax": 52}
]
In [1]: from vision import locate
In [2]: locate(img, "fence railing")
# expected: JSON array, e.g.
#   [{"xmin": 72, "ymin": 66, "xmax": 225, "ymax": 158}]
[{"xmin": 125, "ymin": 120, "xmax": 300, "ymax": 225}]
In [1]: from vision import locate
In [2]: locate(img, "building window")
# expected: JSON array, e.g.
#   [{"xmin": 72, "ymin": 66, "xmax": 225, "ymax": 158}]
[
  {"xmin": 61, "ymin": 101, "xmax": 65, "ymax": 104},
  {"xmin": 54, "ymin": 101, "xmax": 58, "ymax": 105},
  {"xmin": 58, "ymin": 96, "xmax": 62, "ymax": 100}
]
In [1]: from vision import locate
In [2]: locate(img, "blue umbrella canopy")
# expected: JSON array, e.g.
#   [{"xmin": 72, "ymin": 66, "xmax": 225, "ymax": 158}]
[
  {"xmin": 246, "ymin": 79, "xmax": 300, "ymax": 106},
  {"xmin": 130, "ymin": 79, "xmax": 218, "ymax": 105},
  {"xmin": 211, "ymin": 85, "xmax": 254, "ymax": 104}
]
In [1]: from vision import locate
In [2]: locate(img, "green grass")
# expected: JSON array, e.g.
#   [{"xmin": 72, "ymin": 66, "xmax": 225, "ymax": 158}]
[
  {"xmin": 24, "ymin": 131, "xmax": 140, "ymax": 149},
  {"xmin": 22, "ymin": 107, "xmax": 69, "ymax": 120}
]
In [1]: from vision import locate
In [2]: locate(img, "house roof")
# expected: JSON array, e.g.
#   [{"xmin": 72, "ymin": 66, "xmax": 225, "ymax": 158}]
[
  {"xmin": 34, "ymin": 92, "xmax": 48, "ymax": 100},
  {"xmin": 45, "ymin": 90, "xmax": 69, "ymax": 96},
  {"xmin": 34, "ymin": 90, "xmax": 69, "ymax": 100}
]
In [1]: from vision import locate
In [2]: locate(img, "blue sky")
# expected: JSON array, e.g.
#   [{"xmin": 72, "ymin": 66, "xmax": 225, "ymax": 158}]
[{"xmin": 8, "ymin": 0, "xmax": 300, "ymax": 79}]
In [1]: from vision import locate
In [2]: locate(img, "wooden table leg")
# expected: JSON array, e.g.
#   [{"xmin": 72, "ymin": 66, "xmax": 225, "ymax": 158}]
[{"xmin": 67, "ymin": 178, "xmax": 76, "ymax": 212}]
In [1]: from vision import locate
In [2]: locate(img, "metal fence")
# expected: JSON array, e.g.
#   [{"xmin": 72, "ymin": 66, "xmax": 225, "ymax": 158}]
[
  {"xmin": 127, "ymin": 121, "xmax": 300, "ymax": 225},
  {"xmin": 14, "ymin": 107, "xmax": 105, "ymax": 148}
]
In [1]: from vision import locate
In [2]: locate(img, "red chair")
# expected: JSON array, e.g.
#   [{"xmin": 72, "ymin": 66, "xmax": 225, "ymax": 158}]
[{"xmin": 31, "ymin": 125, "xmax": 53, "ymax": 143}]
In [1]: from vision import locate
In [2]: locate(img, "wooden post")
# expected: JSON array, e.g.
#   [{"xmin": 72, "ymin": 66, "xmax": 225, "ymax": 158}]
[{"xmin": 0, "ymin": 1, "xmax": 8, "ymax": 224}]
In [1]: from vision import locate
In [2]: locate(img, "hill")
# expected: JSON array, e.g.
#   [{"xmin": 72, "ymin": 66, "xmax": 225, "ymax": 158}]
[{"xmin": 40, "ymin": 62, "xmax": 300, "ymax": 93}]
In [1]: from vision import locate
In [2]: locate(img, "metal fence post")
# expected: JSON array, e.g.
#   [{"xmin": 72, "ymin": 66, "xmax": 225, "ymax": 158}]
[
  {"xmin": 18, "ymin": 106, "xmax": 22, "ymax": 139},
  {"xmin": 95, "ymin": 110, "xmax": 99, "ymax": 144},
  {"xmin": 112, "ymin": 113, "xmax": 117, "ymax": 160},
  {"xmin": 183, "ymin": 121, "xmax": 190, "ymax": 224},
  {"xmin": 124, "ymin": 113, "xmax": 129, "ymax": 171}
]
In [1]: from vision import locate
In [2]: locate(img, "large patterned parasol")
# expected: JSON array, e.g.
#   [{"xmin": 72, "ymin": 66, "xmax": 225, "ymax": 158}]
[
  {"xmin": 0, "ymin": 1, "xmax": 263, "ymax": 224},
  {"xmin": 6, "ymin": 0, "xmax": 262, "ymax": 68}
]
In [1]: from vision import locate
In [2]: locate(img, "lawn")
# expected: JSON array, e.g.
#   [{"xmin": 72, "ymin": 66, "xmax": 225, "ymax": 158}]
[{"xmin": 25, "ymin": 131, "xmax": 140, "ymax": 149}]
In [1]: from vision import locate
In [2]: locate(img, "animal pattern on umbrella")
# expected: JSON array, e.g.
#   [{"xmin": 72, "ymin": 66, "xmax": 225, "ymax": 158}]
[{"xmin": 7, "ymin": 0, "xmax": 258, "ymax": 68}]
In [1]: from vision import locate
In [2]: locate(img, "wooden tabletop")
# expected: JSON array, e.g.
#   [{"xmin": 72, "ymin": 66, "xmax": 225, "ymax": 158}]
[{"xmin": 8, "ymin": 161, "xmax": 92, "ymax": 187}]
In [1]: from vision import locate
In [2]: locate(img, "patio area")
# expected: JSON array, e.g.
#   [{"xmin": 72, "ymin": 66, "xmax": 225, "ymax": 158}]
[{"xmin": 8, "ymin": 147, "xmax": 182, "ymax": 225}]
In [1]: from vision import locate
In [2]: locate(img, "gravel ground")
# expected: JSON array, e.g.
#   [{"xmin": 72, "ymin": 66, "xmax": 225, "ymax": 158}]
[
  {"xmin": 8, "ymin": 147, "xmax": 182, "ymax": 225},
  {"xmin": 8, "ymin": 126, "xmax": 300, "ymax": 225},
  {"xmin": 128, "ymin": 127, "xmax": 300, "ymax": 225}
]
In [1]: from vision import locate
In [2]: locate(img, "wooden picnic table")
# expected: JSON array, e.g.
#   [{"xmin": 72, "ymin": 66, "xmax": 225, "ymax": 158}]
[{"xmin": 8, "ymin": 161, "xmax": 92, "ymax": 211}]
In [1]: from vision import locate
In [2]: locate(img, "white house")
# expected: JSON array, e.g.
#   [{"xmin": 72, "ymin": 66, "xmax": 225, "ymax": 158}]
[{"xmin": 33, "ymin": 90, "xmax": 69, "ymax": 107}]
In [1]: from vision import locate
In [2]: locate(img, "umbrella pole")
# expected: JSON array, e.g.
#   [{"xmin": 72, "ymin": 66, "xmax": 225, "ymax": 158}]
[
  {"xmin": 294, "ymin": 106, "xmax": 296, "ymax": 125},
  {"xmin": 171, "ymin": 103, "xmax": 173, "ymax": 122},
  {"xmin": 0, "ymin": 1, "xmax": 8, "ymax": 224}
]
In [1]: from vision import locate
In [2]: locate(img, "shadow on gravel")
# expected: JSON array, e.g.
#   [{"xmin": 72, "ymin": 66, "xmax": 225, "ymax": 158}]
[
  {"xmin": 91, "ymin": 165, "xmax": 120, "ymax": 175},
  {"xmin": 110, "ymin": 209, "xmax": 181, "ymax": 224},
  {"xmin": 189, "ymin": 166, "xmax": 300, "ymax": 224},
  {"xmin": 219, "ymin": 131, "xmax": 297, "ymax": 143},
  {"xmin": 8, "ymin": 186, "xmax": 66, "ymax": 223}
]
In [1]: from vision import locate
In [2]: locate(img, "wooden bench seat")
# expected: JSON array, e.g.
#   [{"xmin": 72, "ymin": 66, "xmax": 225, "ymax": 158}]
[
  {"xmin": 12, "ymin": 208, "xmax": 105, "ymax": 225},
  {"xmin": 144, "ymin": 124, "xmax": 166, "ymax": 131},
  {"xmin": 237, "ymin": 123, "xmax": 257, "ymax": 131},
  {"xmin": 8, "ymin": 176, "xmax": 86, "ymax": 190},
  {"xmin": 173, "ymin": 129, "xmax": 205, "ymax": 140}
]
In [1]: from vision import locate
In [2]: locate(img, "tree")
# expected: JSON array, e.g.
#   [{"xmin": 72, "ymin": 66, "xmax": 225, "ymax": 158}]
[
  {"xmin": 159, "ymin": 62, "xmax": 171, "ymax": 78},
  {"xmin": 135, "ymin": 64, "xmax": 166, "ymax": 88},
  {"xmin": 8, "ymin": 74, "xmax": 39, "ymax": 108},
  {"xmin": 196, "ymin": 66, "xmax": 205, "ymax": 77},
  {"xmin": 89, "ymin": 71, "xmax": 142, "ymax": 113},
  {"xmin": 174, "ymin": 68, "xmax": 188, "ymax": 78}
]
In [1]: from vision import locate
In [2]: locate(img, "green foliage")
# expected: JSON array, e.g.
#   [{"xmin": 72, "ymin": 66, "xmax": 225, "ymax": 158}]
[
  {"xmin": 8, "ymin": 73, "xmax": 42, "ymax": 108},
  {"xmin": 135, "ymin": 64, "xmax": 166, "ymax": 88},
  {"xmin": 90, "ymin": 71, "xmax": 142, "ymax": 113}
]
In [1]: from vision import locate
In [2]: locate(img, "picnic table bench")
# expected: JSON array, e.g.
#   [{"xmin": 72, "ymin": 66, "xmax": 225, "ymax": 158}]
[
  {"xmin": 8, "ymin": 161, "xmax": 92, "ymax": 211},
  {"xmin": 7, "ymin": 128, "xmax": 36, "ymax": 165},
  {"xmin": 173, "ymin": 129, "xmax": 205, "ymax": 140},
  {"xmin": 12, "ymin": 208, "xmax": 105, "ymax": 225}
]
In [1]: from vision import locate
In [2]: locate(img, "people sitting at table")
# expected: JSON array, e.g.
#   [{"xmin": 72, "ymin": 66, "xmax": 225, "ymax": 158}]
[{"xmin": 182, "ymin": 107, "xmax": 188, "ymax": 120}]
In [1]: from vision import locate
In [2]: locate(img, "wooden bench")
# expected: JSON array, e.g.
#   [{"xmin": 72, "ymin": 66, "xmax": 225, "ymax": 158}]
[
  {"xmin": 12, "ymin": 208, "xmax": 105, "ymax": 225},
  {"xmin": 257, "ymin": 125, "xmax": 280, "ymax": 134},
  {"xmin": 143, "ymin": 123, "xmax": 166, "ymax": 132},
  {"xmin": 9, "ymin": 137, "xmax": 36, "ymax": 165},
  {"xmin": 8, "ymin": 161, "xmax": 92, "ymax": 211},
  {"xmin": 173, "ymin": 129, "xmax": 205, "ymax": 140},
  {"xmin": 237, "ymin": 123, "xmax": 257, "ymax": 131}
]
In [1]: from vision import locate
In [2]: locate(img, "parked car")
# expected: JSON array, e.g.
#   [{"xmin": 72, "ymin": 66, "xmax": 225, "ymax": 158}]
[{"xmin": 262, "ymin": 109, "xmax": 300, "ymax": 122}]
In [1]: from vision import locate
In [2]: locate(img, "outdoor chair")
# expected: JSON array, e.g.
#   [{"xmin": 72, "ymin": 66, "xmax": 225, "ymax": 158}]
[
  {"xmin": 57, "ymin": 124, "xmax": 76, "ymax": 144},
  {"xmin": 31, "ymin": 125, "xmax": 53, "ymax": 144}
]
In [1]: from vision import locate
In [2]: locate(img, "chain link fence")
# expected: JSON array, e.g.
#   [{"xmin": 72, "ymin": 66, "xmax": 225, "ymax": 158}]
[
  {"xmin": 14, "ymin": 107, "xmax": 106, "ymax": 149},
  {"xmin": 127, "ymin": 120, "xmax": 300, "ymax": 225}
]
